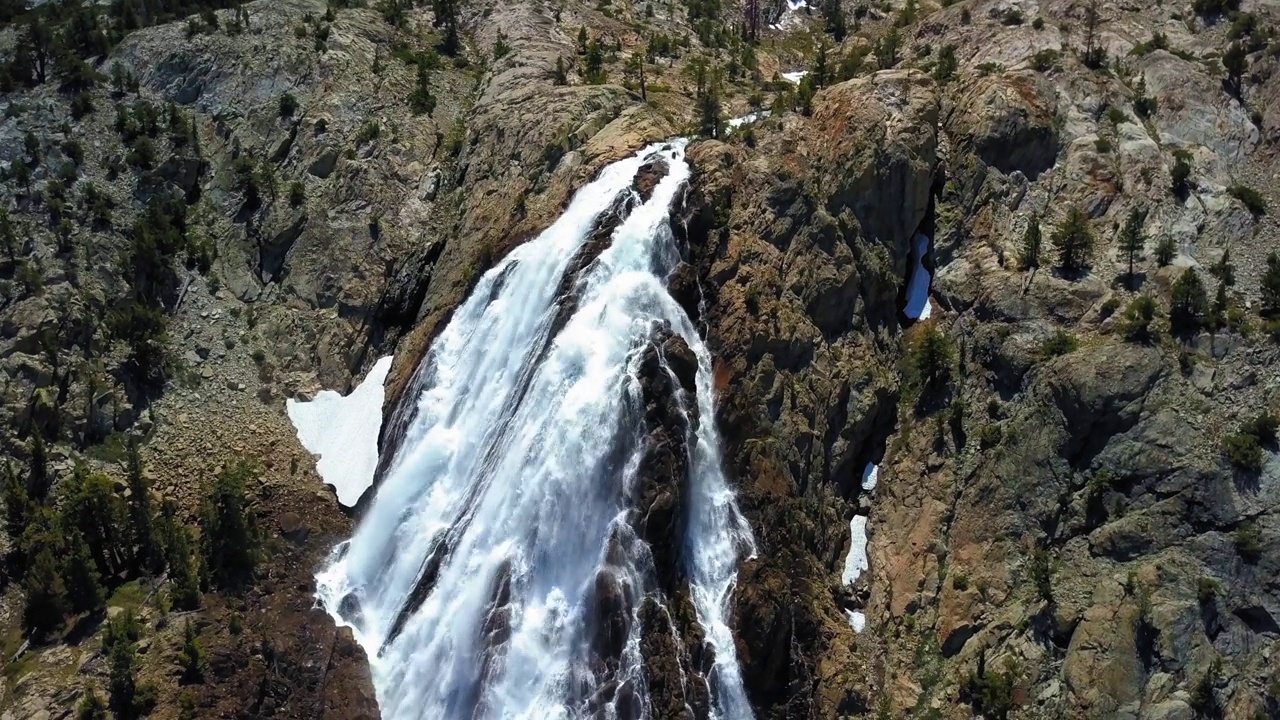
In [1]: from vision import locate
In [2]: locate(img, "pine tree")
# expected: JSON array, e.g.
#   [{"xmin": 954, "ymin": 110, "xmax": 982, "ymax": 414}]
[
  {"xmin": 908, "ymin": 322, "xmax": 955, "ymax": 397},
  {"xmin": 1210, "ymin": 247, "xmax": 1235, "ymax": 287},
  {"xmin": 63, "ymin": 530, "xmax": 105, "ymax": 615},
  {"xmin": 409, "ymin": 60, "xmax": 436, "ymax": 115},
  {"xmin": 23, "ymin": 546, "xmax": 69, "ymax": 634},
  {"xmin": 432, "ymin": 0, "xmax": 461, "ymax": 55},
  {"xmin": 822, "ymin": 0, "xmax": 846, "ymax": 41},
  {"xmin": 125, "ymin": 437, "xmax": 160, "ymax": 574},
  {"xmin": 158, "ymin": 500, "xmax": 200, "ymax": 609},
  {"xmin": 1260, "ymin": 251, "xmax": 1280, "ymax": 318},
  {"xmin": 3, "ymin": 460, "xmax": 31, "ymax": 541},
  {"xmin": 1051, "ymin": 207, "xmax": 1094, "ymax": 274},
  {"xmin": 200, "ymin": 461, "xmax": 260, "ymax": 590},
  {"xmin": 29, "ymin": 432, "xmax": 49, "ymax": 500},
  {"xmin": 1170, "ymin": 268, "xmax": 1209, "ymax": 334},
  {"xmin": 65, "ymin": 468, "xmax": 128, "ymax": 578},
  {"xmin": 553, "ymin": 57, "xmax": 568, "ymax": 85},
  {"xmin": 1019, "ymin": 216, "xmax": 1041, "ymax": 269},
  {"xmin": 1117, "ymin": 207, "xmax": 1145, "ymax": 287},
  {"xmin": 178, "ymin": 619, "xmax": 206, "ymax": 681},
  {"xmin": 1211, "ymin": 280, "xmax": 1229, "ymax": 329},
  {"xmin": 1155, "ymin": 234, "xmax": 1177, "ymax": 266},
  {"xmin": 105, "ymin": 613, "xmax": 140, "ymax": 718},
  {"xmin": 583, "ymin": 38, "xmax": 606, "ymax": 84},
  {"xmin": 1223, "ymin": 41, "xmax": 1247, "ymax": 98}
]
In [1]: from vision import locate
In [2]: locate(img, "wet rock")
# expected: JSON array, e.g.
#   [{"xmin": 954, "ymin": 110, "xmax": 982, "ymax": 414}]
[{"xmin": 632, "ymin": 157, "xmax": 669, "ymax": 202}]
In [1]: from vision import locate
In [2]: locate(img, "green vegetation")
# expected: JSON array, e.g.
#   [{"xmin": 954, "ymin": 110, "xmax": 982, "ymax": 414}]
[
  {"xmin": 905, "ymin": 321, "xmax": 955, "ymax": 402},
  {"xmin": 1171, "ymin": 149, "xmax": 1192, "ymax": 197},
  {"xmin": 1262, "ymin": 251, "xmax": 1280, "ymax": 318},
  {"xmin": 1169, "ymin": 268, "xmax": 1209, "ymax": 334},
  {"xmin": 1039, "ymin": 330, "xmax": 1077, "ymax": 359},
  {"xmin": 1227, "ymin": 184, "xmax": 1267, "ymax": 217},
  {"xmin": 1223, "ymin": 412, "xmax": 1277, "ymax": 472},
  {"xmin": 964, "ymin": 649, "xmax": 1018, "ymax": 719},
  {"xmin": 1051, "ymin": 207, "xmax": 1093, "ymax": 274},
  {"xmin": 1019, "ymin": 216, "xmax": 1040, "ymax": 269},
  {"xmin": 200, "ymin": 460, "xmax": 262, "ymax": 590},
  {"xmin": 1117, "ymin": 207, "xmax": 1145, "ymax": 286}
]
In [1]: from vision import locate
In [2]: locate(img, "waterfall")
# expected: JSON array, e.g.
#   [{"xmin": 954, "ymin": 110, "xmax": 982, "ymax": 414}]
[{"xmin": 316, "ymin": 140, "xmax": 756, "ymax": 720}]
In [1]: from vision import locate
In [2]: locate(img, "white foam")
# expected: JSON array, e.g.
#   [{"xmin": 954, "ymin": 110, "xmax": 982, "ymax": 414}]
[
  {"xmin": 845, "ymin": 609, "xmax": 866, "ymax": 632},
  {"xmin": 842, "ymin": 515, "xmax": 869, "ymax": 586},
  {"xmin": 861, "ymin": 462, "xmax": 879, "ymax": 491},
  {"xmin": 906, "ymin": 233, "xmax": 933, "ymax": 320},
  {"xmin": 287, "ymin": 356, "xmax": 393, "ymax": 507}
]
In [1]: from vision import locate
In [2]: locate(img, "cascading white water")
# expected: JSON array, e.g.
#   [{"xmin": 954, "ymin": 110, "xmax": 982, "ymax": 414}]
[{"xmin": 316, "ymin": 140, "xmax": 756, "ymax": 720}]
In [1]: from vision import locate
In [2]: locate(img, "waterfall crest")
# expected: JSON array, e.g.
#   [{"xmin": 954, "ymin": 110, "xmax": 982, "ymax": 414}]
[{"xmin": 316, "ymin": 140, "xmax": 755, "ymax": 720}]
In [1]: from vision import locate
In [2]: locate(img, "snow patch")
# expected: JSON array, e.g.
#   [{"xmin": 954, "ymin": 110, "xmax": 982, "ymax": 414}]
[
  {"xmin": 727, "ymin": 111, "xmax": 765, "ymax": 131},
  {"xmin": 905, "ymin": 233, "xmax": 933, "ymax": 320},
  {"xmin": 845, "ymin": 609, "xmax": 866, "ymax": 633},
  {"xmin": 842, "ymin": 515, "xmax": 869, "ymax": 586},
  {"xmin": 861, "ymin": 462, "xmax": 879, "ymax": 491},
  {"xmin": 287, "ymin": 356, "xmax": 393, "ymax": 507},
  {"xmin": 781, "ymin": 70, "xmax": 809, "ymax": 84}
]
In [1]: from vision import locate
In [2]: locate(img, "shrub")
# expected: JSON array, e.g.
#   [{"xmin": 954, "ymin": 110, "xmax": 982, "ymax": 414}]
[
  {"xmin": 1234, "ymin": 522, "xmax": 1263, "ymax": 562},
  {"xmin": 1223, "ymin": 412, "xmax": 1276, "ymax": 471},
  {"xmin": 1106, "ymin": 106, "xmax": 1127, "ymax": 126},
  {"xmin": 356, "ymin": 119, "xmax": 380, "ymax": 145},
  {"xmin": 1227, "ymin": 184, "xmax": 1267, "ymax": 217},
  {"xmin": 289, "ymin": 181, "xmax": 305, "ymax": 207},
  {"xmin": 1197, "ymin": 576, "xmax": 1221, "ymax": 604},
  {"xmin": 1030, "ymin": 49, "xmax": 1058, "ymax": 72},
  {"xmin": 278, "ymin": 93, "xmax": 299, "ymax": 118},
  {"xmin": 1001, "ymin": 7, "xmax": 1024, "ymax": 25},
  {"xmin": 1094, "ymin": 137, "xmax": 1112, "ymax": 153},
  {"xmin": 178, "ymin": 619, "xmax": 206, "ymax": 681},
  {"xmin": 1039, "ymin": 330, "xmax": 1078, "ymax": 358},
  {"xmin": 964, "ymin": 651, "xmax": 1018, "ymax": 719}
]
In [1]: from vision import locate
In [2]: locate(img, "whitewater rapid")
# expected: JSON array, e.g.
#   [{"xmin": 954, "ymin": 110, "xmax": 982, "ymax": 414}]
[{"xmin": 316, "ymin": 140, "xmax": 756, "ymax": 720}]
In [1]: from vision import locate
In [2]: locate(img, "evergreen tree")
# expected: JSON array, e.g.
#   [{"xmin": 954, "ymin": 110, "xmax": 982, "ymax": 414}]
[
  {"xmin": 23, "ymin": 546, "xmax": 69, "ymax": 634},
  {"xmin": 695, "ymin": 68, "xmax": 722, "ymax": 138},
  {"xmin": 822, "ymin": 0, "xmax": 846, "ymax": 41},
  {"xmin": 1223, "ymin": 41, "xmax": 1247, "ymax": 98},
  {"xmin": 178, "ymin": 619, "xmax": 206, "ymax": 681},
  {"xmin": 29, "ymin": 432, "xmax": 49, "ymax": 500},
  {"xmin": 1260, "ymin": 251, "xmax": 1280, "ymax": 318},
  {"xmin": 1210, "ymin": 247, "xmax": 1235, "ymax": 287},
  {"xmin": 1117, "ymin": 207, "xmax": 1145, "ymax": 287},
  {"xmin": 553, "ymin": 57, "xmax": 568, "ymax": 85},
  {"xmin": 1170, "ymin": 268, "xmax": 1209, "ymax": 334},
  {"xmin": 1155, "ymin": 234, "xmax": 1177, "ymax": 266},
  {"xmin": 1019, "ymin": 216, "xmax": 1041, "ymax": 269},
  {"xmin": 125, "ymin": 437, "xmax": 160, "ymax": 574},
  {"xmin": 105, "ymin": 613, "xmax": 140, "ymax": 719},
  {"xmin": 409, "ymin": 60, "xmax": 436, "ymax": 115},
  {"xmin": 583, "ymin": 38, "xmax": 606, "ymax": 84},
  {"xmin": 157, "ymin": 499, "xmax": 200, "ymax": 609},
  {"xmin": 907, "ymin": 322, "xmax": 955, "ymax": 397},
  {"xmin": 65, "ymin": 468, "xmax": 128, "ymax": 578},
  {"xmin": 200, "ymin": 460, "xmax": 260, "ymax": 590},
  {"xmin": 3, "ymin": 460, "xmax": 31, "ymax": 541},
  {"xmin": 432, "ymin": 0, "xmax": 461, "ymax": 55},
  {"xmin": 1212, "ymin": 280, "xmax": 1229, "ymax": 329},
  {"xmin": 63, "ymin": 530, "xmax": 105, "ymax": 615},
  {"xmin": 812, "ymin": 42, "xmax": 829, "ymax": 88},
  {"xmin": 1051, "ymin": 207, "xmax": 1094, "ymax": 274}
]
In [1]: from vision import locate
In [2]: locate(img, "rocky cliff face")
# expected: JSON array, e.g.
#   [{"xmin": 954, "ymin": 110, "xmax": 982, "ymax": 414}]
[{"xmin": 6, "ymin": 0, "xmax": 1280, "ymax": 716}]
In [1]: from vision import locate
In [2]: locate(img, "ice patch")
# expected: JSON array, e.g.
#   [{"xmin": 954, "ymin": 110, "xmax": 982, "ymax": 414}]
[
  {"xmin": 287, "ymin": 356, "xmax": 393, "ymax": 507},
  {"xmin": 781, "ymin": 70, "xmax": 809, "ymax": 84},
  {"xmin": 905, "ymin": 233, "xmax": 932, "ymax": 320},
  {"xmin": 861, "ymin": 463, "xmax": 879, "ymax": 491},
  {"xmin": 842, "ymin": 515, "xmax": 869, "ymax": 586},
  {"xmin": 845, "ymin": 609, "xmax": 866, "ymax": 633}
]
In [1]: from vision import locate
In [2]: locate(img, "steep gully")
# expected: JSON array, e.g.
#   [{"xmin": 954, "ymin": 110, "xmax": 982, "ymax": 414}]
[
  {"xmin": 315, "ymin": 140, "xmax": 758, "ymax": 720},
  {"xmin": 309, "ymin": 127, "xmax": 935, "ymax": 718}
]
